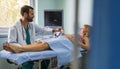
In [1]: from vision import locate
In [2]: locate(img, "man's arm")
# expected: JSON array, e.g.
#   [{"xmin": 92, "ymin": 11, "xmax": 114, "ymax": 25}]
[
  {"xmin": 34, "ymin": 24, "xmax": 53, "ymax": 35},
  {"xmin": 8, "ymin": 26, "xmax": 20, "ymax": 46},
  {"xmin": 34, "ymin": 24, "xmax": 63, "ymax": 36}
]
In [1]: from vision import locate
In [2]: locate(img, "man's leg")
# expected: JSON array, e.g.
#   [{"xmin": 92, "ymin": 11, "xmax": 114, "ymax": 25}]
[
  {"xmin": 20, "ymin": 42, "xmax": 50, "ymax": 52},
  {"xmin": 41, "ymin": 59, "xmax": 50, "ymax": 69},
  {"xmin": 22, "ymin": 61, "xmax": 34, "ymax": 69},
  {"xmin": 3, "ymin": 42, "xmax": 50, "ymax": 53}
]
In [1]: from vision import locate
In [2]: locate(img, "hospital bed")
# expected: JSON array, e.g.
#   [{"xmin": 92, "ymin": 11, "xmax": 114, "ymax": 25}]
[
  {"xmin": 0, "ymin": 36, "xmax": 82, "ymax": 69},
  {"xmin": 0, "ymin": 50, "xmax": 58, "ymax": 69}
]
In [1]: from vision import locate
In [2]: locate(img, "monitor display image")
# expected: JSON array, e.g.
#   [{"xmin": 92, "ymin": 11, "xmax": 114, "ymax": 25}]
[{"xmin": 44, "ymin": 10, "xmax": 63, "ymax": 27}]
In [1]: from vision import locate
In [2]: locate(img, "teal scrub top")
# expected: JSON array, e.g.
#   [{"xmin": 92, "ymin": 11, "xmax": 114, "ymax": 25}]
[{"xmin": 25, "ymin": 27, "xmax": 31, "ymax": 44}]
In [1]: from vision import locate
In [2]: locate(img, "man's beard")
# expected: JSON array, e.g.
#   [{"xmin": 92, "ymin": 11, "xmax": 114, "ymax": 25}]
[
  {"xmin": 28, "ymin": 18, "xmax": 33, "ymax": 22},
  {"xmin": 27, "ymin": 16, "xmax": 33, "ymax": 22}
]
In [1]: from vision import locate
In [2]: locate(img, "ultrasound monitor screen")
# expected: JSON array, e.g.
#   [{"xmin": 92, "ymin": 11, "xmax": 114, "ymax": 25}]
[{"xmin": 44, "ymin": 10, "xmax": 63, "ymax": 27}]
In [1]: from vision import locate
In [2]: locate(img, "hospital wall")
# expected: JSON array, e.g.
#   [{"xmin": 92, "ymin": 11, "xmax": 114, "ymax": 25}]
[
  {"xmin": 37, "ymin": 0, "xmax": 75, "ymax": 34},
  {"xmin": 36, "ymin": 0, "xmax": 93, "ymax": 34}
]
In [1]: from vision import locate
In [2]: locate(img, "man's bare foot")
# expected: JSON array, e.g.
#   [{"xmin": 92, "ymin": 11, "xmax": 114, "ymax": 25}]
[
  {"xmin": 8, "ymin": 44, "xmax": 22, "ymax": 53},
  {"xmin": 3, "ymin": 45, "xmax": 13, "ymax": 52},
  {"xmin": 3, "ymin": 43, "xmax": 14, "ymax": 52},
  {"xmin": 3, "ymin": 43, "xmax": 21, "ymax": 53}
]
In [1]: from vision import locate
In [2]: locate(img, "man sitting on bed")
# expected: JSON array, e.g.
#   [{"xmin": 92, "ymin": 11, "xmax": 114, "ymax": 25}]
[
  {"xmin": 6, "ymin": 5, "xmax": 63, "ymax": 69},
  {"xmin": 3, "ymin": 24, "xmax": 90, "ymax": 53}
]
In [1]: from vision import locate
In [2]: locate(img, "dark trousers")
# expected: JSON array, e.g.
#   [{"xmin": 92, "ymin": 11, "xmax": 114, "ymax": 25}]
[
  {"xmin": 79, "ymin": 51, "xmax": 88, "ymax": 69},
  {"xmin": 22, "ymin": 61, "xmax": 34, "ymax": 69},
  {"xmin": 41, "ymin": 59, "xmax": 50, "ymax": 69}
]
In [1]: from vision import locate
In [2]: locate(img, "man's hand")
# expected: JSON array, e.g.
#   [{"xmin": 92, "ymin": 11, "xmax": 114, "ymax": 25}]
[{"xmin": 52, "ymin": 27, "xmax": 63, "ymax": 33}]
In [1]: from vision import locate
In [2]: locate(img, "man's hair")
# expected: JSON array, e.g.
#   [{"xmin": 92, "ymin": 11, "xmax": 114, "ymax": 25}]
[{"xmin": 20, "ymin": 5, "xmax": 33, "ymax": 16}]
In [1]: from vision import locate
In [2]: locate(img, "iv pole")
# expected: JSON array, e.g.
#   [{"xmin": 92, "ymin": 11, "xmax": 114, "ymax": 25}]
[{"xmin": 72, "ymin": 0, "xmax": 80, "ymax": 69}]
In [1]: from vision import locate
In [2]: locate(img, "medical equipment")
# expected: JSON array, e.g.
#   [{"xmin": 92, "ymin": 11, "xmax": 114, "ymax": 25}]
[{"xmin": 53, "ymin": 31, "xmax": 63, "ymax": 38}]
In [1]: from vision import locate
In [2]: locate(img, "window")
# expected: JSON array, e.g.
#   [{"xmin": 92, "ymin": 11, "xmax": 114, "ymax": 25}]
[{"xmin": 0, "ymin": 0, "xmax": 30, "ymax": 28}]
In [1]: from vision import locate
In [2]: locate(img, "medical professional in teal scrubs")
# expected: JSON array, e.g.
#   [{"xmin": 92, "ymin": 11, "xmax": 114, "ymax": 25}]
[{"xmin": 8, "ymin": 5, "xmax": 57, "ymax": 69}]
